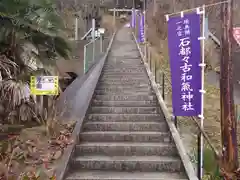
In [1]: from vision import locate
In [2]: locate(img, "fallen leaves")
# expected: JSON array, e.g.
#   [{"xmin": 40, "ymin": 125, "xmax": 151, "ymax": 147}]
[{"xmin": 0, "ymin": 120, "xmax": 76, "ymax": 179}]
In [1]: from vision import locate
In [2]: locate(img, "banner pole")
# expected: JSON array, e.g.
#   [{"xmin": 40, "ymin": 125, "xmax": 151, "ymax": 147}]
[
  {"xmin": 144, "ymin": 10, "xmax": 147, "ymax": 58},
  {"xmin": 144, "ymin": 0, "xmax": 147, "ymax": 58},
  {"xmin": 197, "ymin": 5, "xmax": 206, "ymax": 179}
]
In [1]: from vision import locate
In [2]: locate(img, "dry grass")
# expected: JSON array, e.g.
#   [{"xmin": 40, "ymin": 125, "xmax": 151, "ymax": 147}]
[{"xmin": 0, "ymin": 113, "xmax": 76, "ymax": 179}]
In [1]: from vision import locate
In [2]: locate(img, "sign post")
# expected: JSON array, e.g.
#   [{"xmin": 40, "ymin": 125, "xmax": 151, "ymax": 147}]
[{"xmin": 30, "ymin": 76, "xmax": 59, "ymax": 95}]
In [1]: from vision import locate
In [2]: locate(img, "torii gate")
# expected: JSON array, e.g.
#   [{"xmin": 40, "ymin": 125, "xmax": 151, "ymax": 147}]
[
  {"xmin": 108, "ymin": 8, "xmax": 133, "ymax": 29},
  {"xmin": 109, "ymin": 7, "xmax": 147, "ymax": 56}
]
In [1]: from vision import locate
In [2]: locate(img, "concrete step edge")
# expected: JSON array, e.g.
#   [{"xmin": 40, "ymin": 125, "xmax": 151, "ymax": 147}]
[{"xmin": 66, "ymin": 170, "xmax": 187, "ymax": 180}]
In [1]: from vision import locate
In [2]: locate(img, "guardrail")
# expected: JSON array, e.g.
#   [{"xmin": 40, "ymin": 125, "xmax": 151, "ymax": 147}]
[{"xmin": 83, "ymin": 35, "xmax": 110, "ymax": 73}]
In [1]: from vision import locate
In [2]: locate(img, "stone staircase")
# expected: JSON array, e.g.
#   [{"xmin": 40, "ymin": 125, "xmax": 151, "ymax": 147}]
[{"xmin": 64, "ymin": 29, "xmax": 188, "ymax": 179}]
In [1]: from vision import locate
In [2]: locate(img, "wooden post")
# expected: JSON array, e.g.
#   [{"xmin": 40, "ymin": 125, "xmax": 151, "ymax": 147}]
[
  {"xmin": 220, "ymin": 0, "xmax": 238, "ymax": 178},
  {"xmin": 144, "ymin": 0, "xmax": 147, "ymax": 58},
  {"xmin": 43, "ymin": 95, "xmax": 48, "ymax": 119}
]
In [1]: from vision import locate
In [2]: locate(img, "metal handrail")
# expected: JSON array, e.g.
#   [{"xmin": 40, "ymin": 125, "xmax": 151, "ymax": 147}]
[
  {"xmin": 81, "ymin": 28, "xmax": 93, "ymax": 40},
  {"xmin": 83, "ymin": 35, "xmax": 107, "ymax": 74},
  {"xmin": 158, "ymin": 66, "xmax": 221, "ymax": 159},
  {"xmin": 84, "ymin": 36, "xmax": 101, "ymax": 47}
]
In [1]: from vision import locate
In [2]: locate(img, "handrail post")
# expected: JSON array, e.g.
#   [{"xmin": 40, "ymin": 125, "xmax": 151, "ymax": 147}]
[
  {"xmin": 147, "ymin": 44, "xmax": 151, "ymax": 63},
  {"xmin": 83, "ymin": 45, "xmax": 87, "ymax": 73},
  {"xmin": 162, "ymin": 72, "xmax": 165, "ymax": 100},
  {"xmin": 197, "ymin": 132, "xmax": 201, "ymax": 179},
  {"xmin": 174, "ymin": 116, "xmax": 177, "ymax": 128},
  {"xmin": 154, "ymin": 58, "xmax": 157, "ymax": 82},
  {"xmin": 92, "ymin": 19, "xmax": 95, "ymax": 63},
  {"xmin": 145, "ymin": 44, "xmax": 147, "ymax": 62},
  {"xmin": 149, "ymin": 54, "xmax": 152, "ymax": 72},
  {"xmin": 100, "ymin": 35, "xmax": 103, "ymax": 53}
]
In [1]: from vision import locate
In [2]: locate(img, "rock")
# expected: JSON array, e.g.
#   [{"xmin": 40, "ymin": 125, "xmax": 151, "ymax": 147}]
[{"xmin": 52, "ymin": 150, "xmax": 62, "ymax": 160}]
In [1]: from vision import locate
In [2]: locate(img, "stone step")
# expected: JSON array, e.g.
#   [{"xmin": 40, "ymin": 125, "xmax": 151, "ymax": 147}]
[
  {"xmin": 87, "ymin": 114, "xmax": 164, "ymax": 122},
  {"xmin": 104, "ymin": 64, "xmax": 143, "ymax": 67},
  {"xmin": 95, "ymin": 85, "xmax": 151, "ymax": 90},
  {"xmin": 97, "ymin": 81, "xmax": 150, "ymax": 86},
  {"xmin": 103, "ymin": 62, "xmax": 144, "ymax": 69},
  {"xmin": 105, "ymin": 59, "xmax": 141, "ymax": 62},
  {"xmin": 100, "ymin": 76, "xmax": 148, "ymax": 79},
  {"xmin": 104, "ymin": 65, "xmax": 144, "ymax": 68},
  {"xmin": 103, "ymin": 66, "xmax": 144, "ymax": 69},
  {"xmin": 102, "ymin": 71, "xmax": 146, "ymax": 74},
  {"xmin": 83, "ymin": 121, "xmax": 168, "ymax": 131},
  {"xmin": 98, "ymin": 79, "xmax": 149, "ymax": 83},
  {"xmin": 105, "ymin": 60, "xmax": 142, "ymax": 63},
  {"xmin": 94, "ymin": 90, "xmax": 154, "ymax": 96},
  {"xmin": 91, "ymin": 100, "xmax": 158, "ymax": 107},
  {"xmin": 101, "ymin": 72, "xmax": 147, "ymax": 76},
  {"xmin": 66, "ymin": 170, "xmax": 187, "ymax": 180},
  {"xmin": 89, "ymin": 107, "xmax": 160, "ymax": 114},
  {"xmin": 96, "ymin": 84, "xmax": 151, "ymax": 90},
  {"xmin": 100, "ymin": 75, "xmax": 148, "ymax": 79},
  {"xmin": 75, "ymin": 142, "xmax": 177, "ymax": 156},
  {"xmin": 71, "ymin": 155, "xmax": 182, "ymax": 172},
  {"xmin": 103, "ymin": 67, "xmax": 144, "ymax": 70},
  {"xmin": 103, "ymin": 62, "xmax": 143, "ymax": 66},
  {"xmin": 105, "ymin": 58, "xmax": 141, "ymax": 62},
  {"xmin": 80, "ymin": 131, "xmax": 170, "ymax": 143},
  {"xmin": 102, "ymin": 69, "xmax": 145, "ymax": 73},
  {"xmin": 94, "ymin": 95, "xmax": 157, "ymax": 101}
]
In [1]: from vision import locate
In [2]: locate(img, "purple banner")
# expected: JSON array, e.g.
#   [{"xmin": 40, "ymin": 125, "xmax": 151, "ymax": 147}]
[
  {"xmin": 131, "ymin": 9, "xmax": 136, "ymax": 28},
  {"xmin": 167, "ymin": 12, "xmax": 202, "ymax": 116},
  {"xmin": 138, "ymin": 12, "xmax": 145, "ymax": 43}
]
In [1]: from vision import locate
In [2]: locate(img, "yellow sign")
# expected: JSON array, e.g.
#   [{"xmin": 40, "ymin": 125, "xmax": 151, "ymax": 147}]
[{"xmin": 30, "ymin": 76, "xmax": 59, "ymax": 95}]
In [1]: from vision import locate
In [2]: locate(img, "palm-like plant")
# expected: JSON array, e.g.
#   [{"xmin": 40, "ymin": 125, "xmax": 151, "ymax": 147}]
[{"xmin": 0, "ymin": 0, "xmax": 72, "ymax": 124}]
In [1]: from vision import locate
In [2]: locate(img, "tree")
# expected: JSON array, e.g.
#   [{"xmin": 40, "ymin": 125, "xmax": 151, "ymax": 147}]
[
  {"xmin": 0, "ymin": 0, "xmax": 72, "ymax": 124},
  {"xmin": 220, "ymin": 0, "xmax": 239, "ymax": 178}
]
